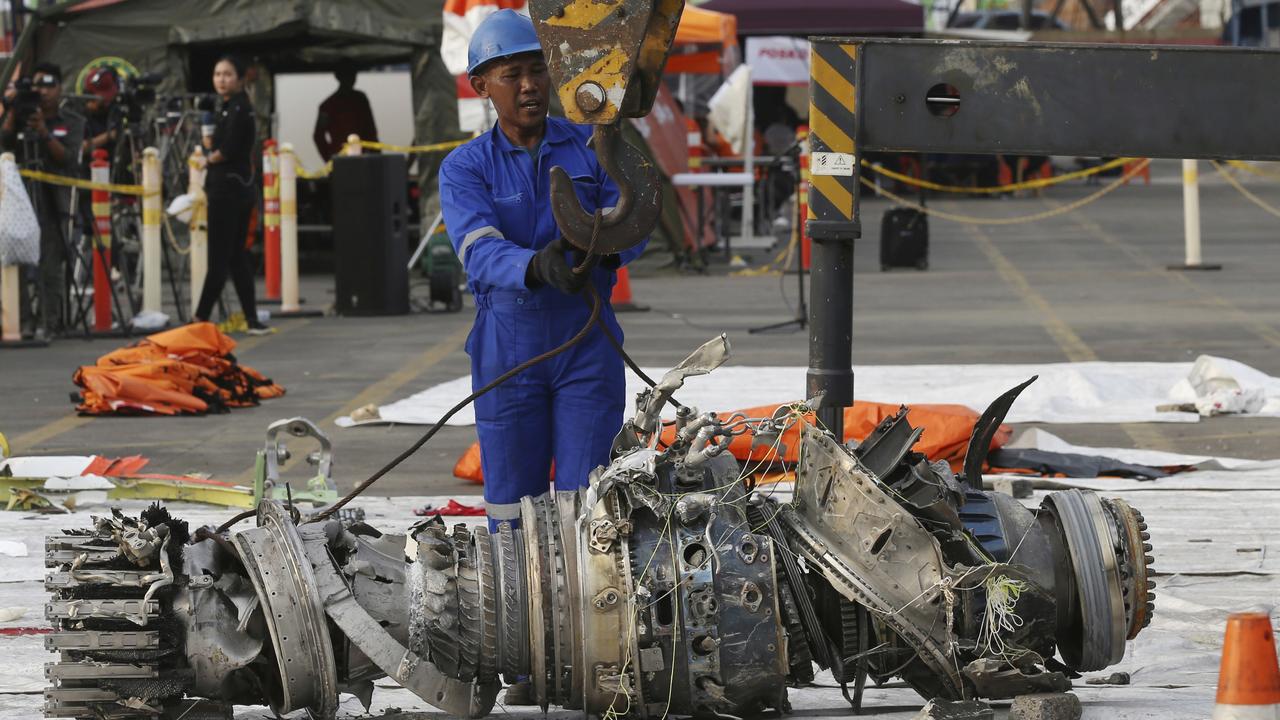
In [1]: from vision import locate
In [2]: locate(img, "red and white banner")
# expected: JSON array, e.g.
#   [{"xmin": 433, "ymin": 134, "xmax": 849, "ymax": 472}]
[
  {"xmin": 744, "ymin": 36, "xmax": 810, "ymax": 87},
  {"xmin": 443, "ymin": 0, "xmax": 528, "ymax": 132}
]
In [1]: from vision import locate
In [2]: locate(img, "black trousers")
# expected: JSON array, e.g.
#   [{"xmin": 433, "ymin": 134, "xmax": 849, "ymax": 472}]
[{"xmin": 195, "ymin": 183, "xmax": 259, "ymax": 324}]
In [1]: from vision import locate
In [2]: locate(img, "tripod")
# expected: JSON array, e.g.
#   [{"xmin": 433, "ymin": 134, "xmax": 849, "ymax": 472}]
[{"xmin": 749, "ymin": 147, "xmax": 807, "ymax": 335}]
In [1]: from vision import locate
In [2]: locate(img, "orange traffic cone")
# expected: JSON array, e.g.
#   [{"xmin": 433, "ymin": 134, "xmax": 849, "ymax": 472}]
[
  {"xmin": 611, "ymin": 267, "xmax": 649, "ymax": 313},
  {"xmin": 1213, "ymin": 612, "xmax": 1280, "ymax": 719}
]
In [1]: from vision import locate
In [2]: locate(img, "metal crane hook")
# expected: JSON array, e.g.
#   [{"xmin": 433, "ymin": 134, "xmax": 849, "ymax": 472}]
[{"xmin": 550, "ymin": 123, "xmax": 663, "ymax": 256}]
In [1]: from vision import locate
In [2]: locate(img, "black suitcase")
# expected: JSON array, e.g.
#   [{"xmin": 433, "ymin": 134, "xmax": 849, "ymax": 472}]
[{"xmin": 879, "ymin": 207, "xmax": 929, "ymax": 271}]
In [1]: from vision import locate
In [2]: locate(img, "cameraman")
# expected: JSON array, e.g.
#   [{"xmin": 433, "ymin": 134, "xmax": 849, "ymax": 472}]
[
  {"xmin": 82, "ymin": 67, "xmax": 119, "ymax": 155},
  {"xmin": 1, "ymin": 62, "xmax": 83, "ymax": 336}
]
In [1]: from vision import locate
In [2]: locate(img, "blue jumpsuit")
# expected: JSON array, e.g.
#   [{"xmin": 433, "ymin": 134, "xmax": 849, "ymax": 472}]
[{"xmin": 439, "ymin": 117, "xmax": 646, "ymax": 526}]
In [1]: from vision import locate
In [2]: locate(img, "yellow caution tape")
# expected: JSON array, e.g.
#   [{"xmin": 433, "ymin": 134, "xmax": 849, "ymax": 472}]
[
  {"xmin": 1212, "ymin": 161, "xmax": 1280, "ymax": 220},
  {"xmin": 281, "ymin": 138, "xmax": 468, "ymax": 179},
  {"xmin": 17, "ymin": 167, "xmax": 149, "ymax": 195},
  {"xmin": 862, "ymin": 159, "xmax": 1150, "ymax": 225},
  {"xmin": 861, "ymin": 156, "xmax": 1137, "ymax": 194},
  {"xmin": 356, "ymin": 138, "xmax": 468, "ymax": 154}
]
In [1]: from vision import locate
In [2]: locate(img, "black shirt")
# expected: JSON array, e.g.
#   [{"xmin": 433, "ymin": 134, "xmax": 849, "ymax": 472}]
[{"xmin": 208, "ymin": 90, "xmax": 255, "ymax": 189}]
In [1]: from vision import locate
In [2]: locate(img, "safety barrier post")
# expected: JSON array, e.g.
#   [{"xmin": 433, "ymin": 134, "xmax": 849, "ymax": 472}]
[
  {"xmin": 90, "ymin": 149, "xmax": 113, "ymax": 332},
  {"xmin": 0, "ymin": 153, "xmax": 18, "ymax": 342},
  {"xmin": 686, "ymin": 119, "xmax": 703, "ymax": 172},
  {"xmin": 345, "ymin": 134, "xmax": 362, "ymax": 156},
  {"xmin": 797, "ymin": 125, "xmax": 811, "ymax": 271},
  {"xmin": 188, "ymin": 147, "xmax": 208, "ymax": 317},
  {"xmin": 1169, "ymin": 159, "xmax": 1221, "ymax": 271},
  {"xmin": 262, "ymin": 139, "xmax": 281, "ymax": 301},
  {"xmin": 141, "ymin": 147, "xmax": 163, "ymax": 315},
  {"xmin": 275, "ymin": 142, "xmax": 321, "ymax": 317}
]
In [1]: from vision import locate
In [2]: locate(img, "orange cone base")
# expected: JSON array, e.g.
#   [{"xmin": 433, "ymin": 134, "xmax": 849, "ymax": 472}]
[
  {"xmin": 1214, "ymin": 612, "xmax": 1280, "ymax": 719},
  {"xmin": 1213, "ymin": 705, "xmax": 1280, "ymax": 720}
]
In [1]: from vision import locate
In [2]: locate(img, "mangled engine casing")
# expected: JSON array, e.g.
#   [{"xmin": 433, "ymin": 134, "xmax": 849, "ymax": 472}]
[{"xmin": 41, "ymin": 338, "xmax": 1155, "ymax": 719}]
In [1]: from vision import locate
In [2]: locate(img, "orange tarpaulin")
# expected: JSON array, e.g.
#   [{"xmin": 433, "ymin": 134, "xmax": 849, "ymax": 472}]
[
  {"xmin": 675, "ymin": 5, "xmax": 738, "ymax": 46},
  {"xmin": 668, "ymin": 5, "xmax": 738, "ymax": 74},
  {"xmin": 453, "ymin": 401, "xmax": 1009, "ymax": 484},
  {"xmin": 73, "ymin": 322, "xmax": 284, "ymax": 416}
]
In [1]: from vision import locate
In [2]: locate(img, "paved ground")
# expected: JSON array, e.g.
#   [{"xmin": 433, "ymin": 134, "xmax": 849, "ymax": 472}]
[{"xmin": 4, "ymin": 159, "xmax": 1280, "ymax": 500}]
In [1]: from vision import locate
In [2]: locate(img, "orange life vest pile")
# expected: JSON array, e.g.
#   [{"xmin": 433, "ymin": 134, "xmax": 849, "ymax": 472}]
[
  {"xmin": 73, "ymin": 322, "xmax": 284, "ymax": 415},
  {"xmin": 452, "ymin": 400, "xmax": 1010, "ymax": 484}
]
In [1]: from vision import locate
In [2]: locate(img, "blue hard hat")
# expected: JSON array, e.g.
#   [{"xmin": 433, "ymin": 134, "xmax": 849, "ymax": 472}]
[{"xmin": 467, "ymin": 9, "xmax": 544, "ymax": 76}]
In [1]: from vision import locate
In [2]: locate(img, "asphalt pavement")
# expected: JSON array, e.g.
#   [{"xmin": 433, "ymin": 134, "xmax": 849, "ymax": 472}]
[{"xmin": 4, "ymin": 159, "xmax": 1280, "ymax": 499}]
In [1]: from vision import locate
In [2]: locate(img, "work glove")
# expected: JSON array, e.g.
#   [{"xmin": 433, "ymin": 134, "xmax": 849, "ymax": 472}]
[{"xmin": 525, "ymin": 237, "xmax": 598, "ymax": 294}]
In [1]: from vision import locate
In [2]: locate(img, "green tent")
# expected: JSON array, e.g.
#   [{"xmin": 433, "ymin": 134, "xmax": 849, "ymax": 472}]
[{"xmin": 17, "ymin": 0, "xmax": 463, "ymax": 214}]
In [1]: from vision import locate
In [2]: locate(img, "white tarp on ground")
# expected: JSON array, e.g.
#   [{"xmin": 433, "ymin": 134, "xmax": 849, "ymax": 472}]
[
  {"xmin": 337, "ymin": 355, "xmax": 1280, "ymax": 428},
  {"xmin": 1, "ymin": 474, "xmax": 1276, "ymax": 719},
  {"xmin": 1009, "ymin": 428, "xmax": 1280, "ymax": 472}
]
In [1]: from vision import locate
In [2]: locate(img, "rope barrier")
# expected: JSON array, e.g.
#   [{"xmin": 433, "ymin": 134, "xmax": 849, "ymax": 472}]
[
  {"xmin": 860, "ymin": 159, "xmax": 1150, "ymax": 226},
  {"xmin": 17, "ymin": 167, "xmax": 150, "ymax": 196},
  {"xmin": 1212, "ymin": 161, "xmax": 1280, "ymax": 220},
  {"xmin": 1226, "ymin": 160, "xmax": 1280, "ymax": 182},
  {"xmin": 860, "ymin": 156, "xmax": 1136, "ymax": 194},
  {"xmin": 284, "ymin": 138, "xmax": 469, "ymax": 179},
  {"xmin": 355, "ymin": 138, "xmax": 468, "ymax": 154}
]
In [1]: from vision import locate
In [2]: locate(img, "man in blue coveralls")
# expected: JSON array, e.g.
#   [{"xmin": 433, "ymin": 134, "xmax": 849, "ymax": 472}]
[{"xmin": 439, "ymin": 10, "xmax": 646, "ymax": 530}]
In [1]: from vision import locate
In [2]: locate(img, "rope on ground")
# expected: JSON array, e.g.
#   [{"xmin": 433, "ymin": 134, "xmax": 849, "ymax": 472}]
[
  {"xmin": 861, "ymin": 159, "xmax": 1150, "ymax": 226},
  {"xmin": 17, "ymin": 167, "xmax": 150, "ymax": 196},
  {"xmin": 860, "ymin": 156, "xmax": 1136, "ymax": 194},
  {"xmin": 732, "ymin": 229, "xmax": 797, "ymax": 276},
  {"xmin": 1226, "ymin": 160, "xmax": 1280, "ymax": 182},
  {"xmin": 1213, "ymin": 161, "xmax": 1280, "ymax": 220}
]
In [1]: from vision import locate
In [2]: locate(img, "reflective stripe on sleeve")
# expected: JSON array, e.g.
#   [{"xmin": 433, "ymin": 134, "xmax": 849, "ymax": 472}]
[{"xmin": 459, "ymin": 225, "xmax": 505, "ymax": 263}]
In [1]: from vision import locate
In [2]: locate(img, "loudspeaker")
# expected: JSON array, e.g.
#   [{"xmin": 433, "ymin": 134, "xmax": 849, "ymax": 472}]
[{"xmin": 331, "ymin": 154, "xmax": 410, "ymax": 315}]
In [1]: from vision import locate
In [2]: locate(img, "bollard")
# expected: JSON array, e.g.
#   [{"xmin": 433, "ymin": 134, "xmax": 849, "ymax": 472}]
[
  {"xmin": 797, "ymin": 125, "xmax": 811, "ymax": 271},
  {"xmin": 90, "ymin": 149, "xmax": 113, "ymax": 332},
  {"xmin": 277, "ymin": 142, "xmax": 317, "ymax": 316},
  {"xmin": 685, "ymin": 117, "xmax": 703, "ymax": 172},
  {"xmin": 188, "ymin": 147, "xmax": 208, "ymax": 318},
  {"xmin": 345, "ymin": 134, "xmax": 362, "ymax": 156},
  {"xmin": 262, "ymin": 139, "xmax": 281, "ymax": 301},
  {"xmin": 141, "ymin": 147, "xmax": 162, "ymax": 316},
  {"xmin": 1169, "ymin": 159, "xmax": 1221, "ymax": 271},
  {"xmin": 0, "ymin": 152, "xmax": 18, "ymax": 343}
]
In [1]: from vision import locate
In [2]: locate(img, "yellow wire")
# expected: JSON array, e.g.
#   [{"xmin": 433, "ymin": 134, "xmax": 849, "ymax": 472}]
[
  {"xmin": 1226, "ymin": 160, "xmax": 1280, "ymax": 181},
  {"xmin": 1212, "ymin": 161, "xmax": 1280, "ymax": 220},
  {"xmin": 861, "ymin": 159, "xmax": 1150, "ymax": 226},
  {"xmin": 860, "ymin": 156, "xmax": 1137, "ymax": 194},
  {"xmin": 17, "ymin": 168, "xmax": 151, "ymax": 196}
]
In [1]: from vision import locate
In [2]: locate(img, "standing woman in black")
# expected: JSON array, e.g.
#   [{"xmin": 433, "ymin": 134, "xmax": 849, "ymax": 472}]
[{"xmin": 194, "ymin": 54, "xmax": 269, "ymax": 334}]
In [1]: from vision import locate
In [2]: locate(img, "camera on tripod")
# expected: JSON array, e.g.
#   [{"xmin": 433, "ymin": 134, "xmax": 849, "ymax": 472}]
[
  {"xmin": 9, "ymin": 77, "xmax": 43, "ymax": 131},
  {"xmin": 111, "ymin": 72, "xmax": 161, "ymax": 126}
]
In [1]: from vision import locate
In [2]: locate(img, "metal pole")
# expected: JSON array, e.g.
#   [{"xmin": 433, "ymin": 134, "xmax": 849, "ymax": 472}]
[
  {"xmin": 408, "ymin": 210, "xmax": 444, "ymax": 271},
  {"xmin": 740, "ymin": 71, "xmax": 755, "ymax": 247},
  {"xmin": 1183, "ymin": 159, "xmax": 1201, "ymax": 265},
  {"xmin": 141, "ymin": 147, "xmax": 162, "ymax": 316},
  {"xmin": 1169, "ymin": 159, "xmax": 1221, "ymax": 271},
  {"xmin": 0, "ymin": 153, "xmax": 18, "ymax": 342},
  {"xmin": 188, "ymin": 147, "xmax": 207, "ymax": 318},
  {"xmin": 279, "ymin": 142, "xmax": 300, "ymax": 313}
]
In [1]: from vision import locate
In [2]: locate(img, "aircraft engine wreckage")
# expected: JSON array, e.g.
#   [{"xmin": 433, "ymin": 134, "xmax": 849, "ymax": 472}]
[{"xmin": 42, "ymin": 338, "xmax": 1155, "ymax": 719}]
